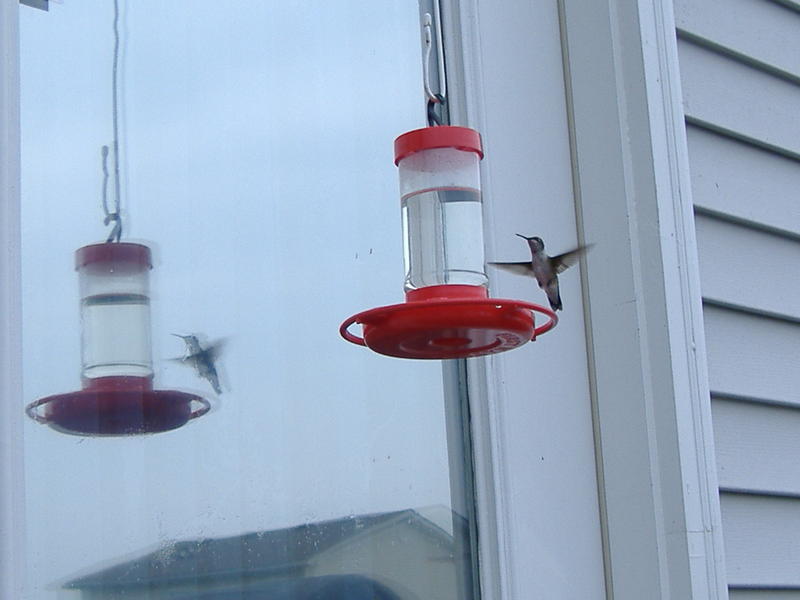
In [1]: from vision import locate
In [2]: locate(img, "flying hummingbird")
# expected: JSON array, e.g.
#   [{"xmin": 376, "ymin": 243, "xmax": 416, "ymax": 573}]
[
  {"xmin": 488, "ymin": 234, "xmax": 592, "ymax": 311},
  {"xmin": 171, "ymin": 333, "xmax": 224, "ymax": 394}
]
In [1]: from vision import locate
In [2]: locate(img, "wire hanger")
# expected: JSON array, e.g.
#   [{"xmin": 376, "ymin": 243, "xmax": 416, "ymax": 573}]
[
  {"xmin": 101, "ymin": 0, "xmax": 123, "ymax": 243},
  {"xmin": 423, "ymin": 4, "xmax": 447, "ymax": 127}
]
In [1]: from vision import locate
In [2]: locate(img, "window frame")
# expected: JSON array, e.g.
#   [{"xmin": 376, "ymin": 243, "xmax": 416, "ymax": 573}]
[
  {"xmin": 1, "ymin": 1, "xmax": 25, "ymax": 597},
  {"xmin": 556, "ymin": 0, "xmax": 728, "ymax": 596},
  {"xmin": 1, "ymin": 0, "xmax": 728, "ymax": 598}
]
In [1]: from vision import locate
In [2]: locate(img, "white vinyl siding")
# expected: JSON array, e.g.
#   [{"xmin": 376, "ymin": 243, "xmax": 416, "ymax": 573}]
[
  {"xmin": 695, "ymin": 215, "xmax": 800, "ymax": 319},
  {"xmin": 730, "ymin": 593, "xmax": 800, "ymax": 600},
  {"xmin": 721, "ymin": 495, "xmax": 800, "ymax": 587},
  {"xmin": 679, "ymin": 40, "xmax": 800, "ymax": 157},
  {"xmin": 688, "ymin": 128, "xmax": 800, "ymax": 237},
  {"xmin": 713, "ymin": 399, "xmax": 800, "ymax": 496},
  {"xmin": 674, "ymin": 0, "xmax": 800, "ymax": 80},
  {"xmin": 675, "ymin": 0, "xmax": 800, "ymax": 595},
  {"xmin": 704, "ymin": 307, "xmax": 800, "ymax": 406}
]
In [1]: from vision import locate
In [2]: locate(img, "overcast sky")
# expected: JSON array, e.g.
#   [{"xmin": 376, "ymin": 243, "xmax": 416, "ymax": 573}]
[{"xmin": 20, "ymin": 2, "xmax": 465, "ymax": 596}]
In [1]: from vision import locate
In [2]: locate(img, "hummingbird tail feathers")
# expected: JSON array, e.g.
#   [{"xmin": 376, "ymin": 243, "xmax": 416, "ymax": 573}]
[{"xmin": 544, "ymin": 278, "xmax": 563, "ymax": 311}]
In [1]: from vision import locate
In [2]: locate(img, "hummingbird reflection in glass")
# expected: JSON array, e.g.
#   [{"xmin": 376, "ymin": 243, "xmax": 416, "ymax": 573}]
[{"xmin": 171, "ymin": 333, "xmax": 224, "ymax": 394}]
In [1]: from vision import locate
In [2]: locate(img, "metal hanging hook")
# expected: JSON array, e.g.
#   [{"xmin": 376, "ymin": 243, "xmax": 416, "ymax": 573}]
[
  {"xmin": 423, "ymin": 6, "xmax": 446, "ymax": 126},
  {"xmin": 422, "ymin": 13, "xmax": 437, "ymax": 103},
  {"xmin": 104, "ymin": 213, "xmax": 122, "ymax": 244}
]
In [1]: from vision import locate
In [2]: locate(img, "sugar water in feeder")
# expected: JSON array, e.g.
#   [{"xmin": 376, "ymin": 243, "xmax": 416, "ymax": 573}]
[
  {"xmin": 78, "ymin": 243, "xmax": 153, "ymax": 381},
  {"xmin": 397, "ymin": 127, "xmax": 488, "ymax": 292}
]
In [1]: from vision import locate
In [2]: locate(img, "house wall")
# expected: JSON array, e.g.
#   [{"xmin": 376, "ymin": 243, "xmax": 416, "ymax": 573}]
[
  {"xmin": 674, "ymin": 0, "xmax": 800, "ymax": 596},
  {"xmin": 309, "ymin": 518, "xmax": 456, "ymax": 600}
]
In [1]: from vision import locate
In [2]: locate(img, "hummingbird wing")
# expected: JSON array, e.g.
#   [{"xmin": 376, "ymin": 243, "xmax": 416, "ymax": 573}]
[
  {"xmin": 487, "ymin": 261, "xmax": 534, "ymax": 276},
  {"xmin": 550, "ymin": 244, "xmax": 593, "ymax": 274},
  {"xmin": 205, "ymin": 338, "xmax": 227, "ymax": 361}
]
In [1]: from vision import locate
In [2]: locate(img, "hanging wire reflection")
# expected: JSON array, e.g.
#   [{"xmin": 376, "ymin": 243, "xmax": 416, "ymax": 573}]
[{"xmin": 101, "ymin": 0, "xmax": 123, "ymax": 243}]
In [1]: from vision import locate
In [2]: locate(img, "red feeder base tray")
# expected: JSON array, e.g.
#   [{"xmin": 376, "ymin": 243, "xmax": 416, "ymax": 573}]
[
  {"xmin": 340, "ymin": 285, "xmax": 557, "ymax": 359},
  {"xmin": 25, "ymin": 377, "xmax": 210, "ymax": 436}
]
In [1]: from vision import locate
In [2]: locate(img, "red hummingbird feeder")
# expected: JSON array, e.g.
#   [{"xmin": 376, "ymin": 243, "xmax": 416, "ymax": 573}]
[
  {"xmin": 340, "ymin": 125, "xmax": 557, "ymax": 359},
  {"xmin": 26, "ymin": 243, "xmax": 210, "ymax": 435}
]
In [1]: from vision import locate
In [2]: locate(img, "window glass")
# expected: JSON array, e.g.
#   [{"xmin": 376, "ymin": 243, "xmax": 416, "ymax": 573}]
[{"xmin": 19, "ymin": 2, "xmax": 478, "ymax": 598}]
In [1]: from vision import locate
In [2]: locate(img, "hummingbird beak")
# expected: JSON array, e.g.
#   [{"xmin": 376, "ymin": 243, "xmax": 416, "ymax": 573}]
[
  {"xmin": 515, "ymin": 233, "xmax": 532, "ymax": 240},
  {"xmin": 171, "ymin": 333, "xmax": 188, "ymax": 340}
]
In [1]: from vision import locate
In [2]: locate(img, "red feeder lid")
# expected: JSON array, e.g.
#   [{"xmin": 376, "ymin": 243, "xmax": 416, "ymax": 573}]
[
  {"xmin": 26, "ymin": 376, "xmax": 210, "ymax": 436},
  {"xmin": 394, "ymin": 126, "xmax": 483, "ymax": 165},
  {"xmin": 76, "ymin": 242, "xmax": 152, "ymax": 270},
  {"xmin": 340, "ymin": 285, "xmax": 557, "ymax": 360}
]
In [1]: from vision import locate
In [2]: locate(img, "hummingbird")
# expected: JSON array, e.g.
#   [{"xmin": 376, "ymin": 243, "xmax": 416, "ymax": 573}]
[
  {"xmin": 488, "ymin": 234, "xmax": 592, "ymax": 311},
  {"xmin": 171, "ymin": 333, "xmax": 224, "ymax": 394}
]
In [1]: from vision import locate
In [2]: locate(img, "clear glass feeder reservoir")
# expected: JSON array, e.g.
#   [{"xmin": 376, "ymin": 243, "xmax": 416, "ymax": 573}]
[
  {"xmin": 397, "ymin": 127, "xmax": 488, "ymax": 292},
  {"xmin": 339, "ymin": 126, "xmax": 558, "ymax": 360},
  {"xmin": 77, "ymin": 243, "xmax": 153, "ymax": 381}
]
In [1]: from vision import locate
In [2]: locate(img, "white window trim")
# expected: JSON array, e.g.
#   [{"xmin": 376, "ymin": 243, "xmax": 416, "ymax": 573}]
[
  {"xmin": 1, "ymin": 1, "xmax": 25, "ymax": 598},
  {"xmin": 444, "ymin": 0, "xmax": 729, "ymax": 598}
]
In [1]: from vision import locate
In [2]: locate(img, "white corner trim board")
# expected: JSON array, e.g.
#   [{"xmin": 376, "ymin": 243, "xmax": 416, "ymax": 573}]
[{"xmin": 558, "ymin": 0, "xmax": 728, "ymax": 598}]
